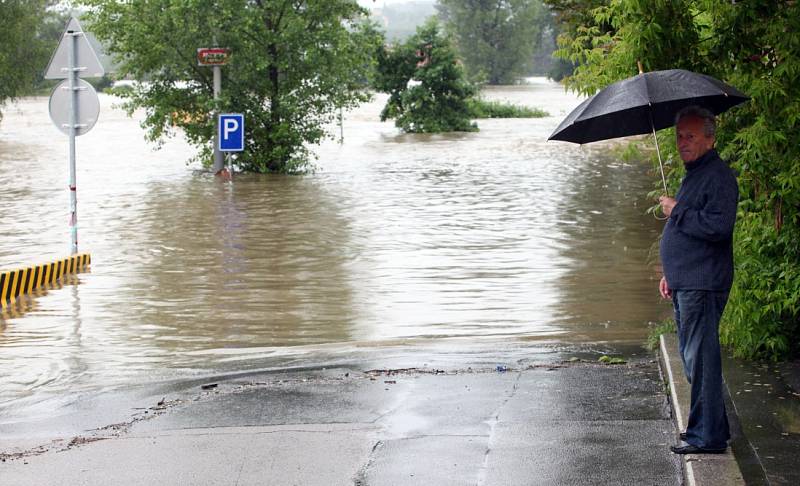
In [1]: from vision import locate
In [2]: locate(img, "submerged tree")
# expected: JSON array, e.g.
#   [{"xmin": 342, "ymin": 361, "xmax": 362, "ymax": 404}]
[
  {"xmin": 437, "ymin": 0, "xmax": 547, "ymax": 85},
  {"xmin": 372, "ymin": 19, "xmax": 477, "ymax": 133},
  {"xmin": 81, "ymin": 0, "xmax": 381, "ymax": 173}
]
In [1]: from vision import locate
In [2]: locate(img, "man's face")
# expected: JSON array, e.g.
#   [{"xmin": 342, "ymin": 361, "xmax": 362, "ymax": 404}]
[{"xmin": 676, "ymin": 115, "xmax": 715, "ymax": 163}]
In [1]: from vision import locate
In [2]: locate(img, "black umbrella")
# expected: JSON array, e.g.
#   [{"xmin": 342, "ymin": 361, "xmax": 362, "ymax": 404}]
[{"xmin": 548, "ymin": 69, "xmax": 749, "ymax": 194}]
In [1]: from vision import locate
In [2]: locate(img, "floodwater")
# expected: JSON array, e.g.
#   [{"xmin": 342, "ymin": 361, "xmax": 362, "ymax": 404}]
[{"xmin": 0, "ymin": 79, "xmax": 666, "ymax": 419}]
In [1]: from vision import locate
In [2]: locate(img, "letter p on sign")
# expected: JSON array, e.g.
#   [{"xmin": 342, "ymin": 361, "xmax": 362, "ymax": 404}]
[{"xmin": 219, "ymin": 113, "xmax": 244, "ymax": 152}]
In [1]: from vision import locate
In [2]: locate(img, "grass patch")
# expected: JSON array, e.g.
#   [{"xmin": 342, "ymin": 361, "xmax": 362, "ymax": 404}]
[
  {"xmin": 647, "ymin": 318, "xmax": 677, "ymax": 350},
  {"xmin": 467, "ymin": 98, "xmax": 548, "ymax": 119}
]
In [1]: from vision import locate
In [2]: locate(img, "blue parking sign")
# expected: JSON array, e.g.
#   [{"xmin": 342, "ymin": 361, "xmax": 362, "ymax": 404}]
[{"xmin": 218, "ymin": 113, "xmax": 244, "ymax": 152}]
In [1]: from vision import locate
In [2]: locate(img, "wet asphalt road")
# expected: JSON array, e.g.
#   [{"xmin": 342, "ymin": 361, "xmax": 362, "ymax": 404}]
[{"xmin": 1, "ymin": 358, "xmax": 683, "ymax": 486}]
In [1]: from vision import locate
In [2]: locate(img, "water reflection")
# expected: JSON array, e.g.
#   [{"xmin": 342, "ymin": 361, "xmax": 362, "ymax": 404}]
[
  {"xmin": 128, "ymin": 174, "xmax": 360, "ymax": 352},
  {"xmin": 0, "ymin": 275, "xmax": 85, "ymax": 406},
  {"xmin": 0, "ymin": 79, "xmax": 668, "ymax": 414},
  {"xmin": 549, "ymin": 150, "xmax": 666, "ymax": 341}
]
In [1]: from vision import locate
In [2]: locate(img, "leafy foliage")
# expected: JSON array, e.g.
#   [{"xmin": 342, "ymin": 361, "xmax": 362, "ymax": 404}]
[
  {"xmin": 466, "ymin": 98, "xmax": 548, "ymax": 118},
  {"xmin": 548, "ymin": 0, "xmax": 800, "ymax": 360},
  {"xmin": 437, "ymin": 0, "xmax": 548, "ymax": 85},
  {"xmin": 81, "ymin": 0, "xmax": 381, "ymax": 173},
  {"xmin": 371, "ymin": 19, "xmax": 477, "ymax": 133},
  {"xmin": 0, "ymin": 0, "xmax": 50, "ymax": 119}
]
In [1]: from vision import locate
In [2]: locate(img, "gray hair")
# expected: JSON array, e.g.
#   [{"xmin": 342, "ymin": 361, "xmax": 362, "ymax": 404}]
[{"xmin": 675, "ymin": 105, "xmax": 716, "ymax": 138}]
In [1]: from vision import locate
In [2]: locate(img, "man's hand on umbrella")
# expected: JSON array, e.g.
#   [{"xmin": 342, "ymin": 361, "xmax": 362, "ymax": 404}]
[
  {"xmin": 659, "ymin": 276, "xmax": 672, "ymax": 300},
  {"xmin": 659, "ymin": 196, "xmax": 677, "ymax": 217}
]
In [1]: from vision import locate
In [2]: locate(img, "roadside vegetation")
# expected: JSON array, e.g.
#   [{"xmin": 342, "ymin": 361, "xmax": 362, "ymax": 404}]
[
  {"xmin": 548, "ymin": 0, "xmax": 800, "ymax": 361},
  {"xmin": 647, "ymin": 319, "xmax": 678, "ymax": 352}
]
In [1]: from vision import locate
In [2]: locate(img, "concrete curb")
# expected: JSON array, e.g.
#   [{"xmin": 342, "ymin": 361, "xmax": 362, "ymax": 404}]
[{"xmin": 659, "ymin": 333, "xmax": 745, "ymax": 486}]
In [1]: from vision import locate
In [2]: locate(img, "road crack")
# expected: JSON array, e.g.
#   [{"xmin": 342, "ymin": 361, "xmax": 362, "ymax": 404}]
[{"xmin": 476, "ymin": 369, "xmax": 523, "ymax": 486}]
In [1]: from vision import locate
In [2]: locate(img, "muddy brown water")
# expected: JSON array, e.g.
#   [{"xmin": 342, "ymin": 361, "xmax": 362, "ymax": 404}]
[{"xmin": 0, "ymin": 79, "xmax": 667, "ymax": 421}]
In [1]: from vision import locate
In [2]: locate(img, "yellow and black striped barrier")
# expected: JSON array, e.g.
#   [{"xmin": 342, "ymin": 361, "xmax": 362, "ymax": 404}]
[
  {"xmin": 0, "ymin": 275, "xmax": 81, "ymax": 320},
  {"xmin": 1, "ymin": 253, "xmax": 91, "ymax": 309}
]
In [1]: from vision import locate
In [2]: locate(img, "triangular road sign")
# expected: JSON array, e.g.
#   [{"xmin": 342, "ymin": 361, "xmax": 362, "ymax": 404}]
[{"xmin": 44, "ymin": 17, "xmax": 105, "ymax": 79}]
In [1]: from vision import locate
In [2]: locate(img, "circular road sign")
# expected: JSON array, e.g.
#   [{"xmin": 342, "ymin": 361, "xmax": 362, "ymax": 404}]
[{"xmin": 48, "ymin": 78, "xmax": 100, "ymax": 136}]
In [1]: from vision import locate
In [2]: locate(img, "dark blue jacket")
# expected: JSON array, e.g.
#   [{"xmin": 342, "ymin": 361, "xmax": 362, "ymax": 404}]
[{"xmin": 660, "ymin": 149, "xmax": 738, "ymax": 291}]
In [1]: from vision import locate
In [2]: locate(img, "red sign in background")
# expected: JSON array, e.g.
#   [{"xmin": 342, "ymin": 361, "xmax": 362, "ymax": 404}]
[{"xmin": 197, "ymin": 48, "xmax": 231, "ymax": 66}]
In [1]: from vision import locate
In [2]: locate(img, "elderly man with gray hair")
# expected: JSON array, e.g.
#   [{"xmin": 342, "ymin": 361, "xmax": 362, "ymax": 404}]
[{"xmin": 658, "ymin": 105, "xmax": 738, "ymax": 454}]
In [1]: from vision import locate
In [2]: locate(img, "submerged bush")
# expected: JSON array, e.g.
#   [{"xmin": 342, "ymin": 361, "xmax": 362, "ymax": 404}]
[
  {"xmin": 467, "ymin": 99, "xmax": 548, "ymax": 119},
  {"xmin": 372, "ymin": 19, "xmax": 477, "ymax": 133}
]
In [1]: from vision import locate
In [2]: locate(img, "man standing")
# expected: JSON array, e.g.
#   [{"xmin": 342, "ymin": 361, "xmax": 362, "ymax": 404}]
[{"xmin": 658, "ymin": 105, "xmax": 739, "ymax": 454}]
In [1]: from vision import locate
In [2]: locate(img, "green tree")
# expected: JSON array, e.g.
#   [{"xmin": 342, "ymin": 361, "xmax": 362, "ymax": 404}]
[
  {"xmin": 0, "ymin": 0, "xmax": 50, "ymax": 119},
  {"xmin": 81, "ymin": 0, "xmax": 381, "ymax": 173},
  {"xmin": 436, "ymin": 0, "xmax": 546, "ymax": 85},
  {"xmin": 549, "ymin": 0, "xmax": 800, "ymax": 360},
  {"xmin": 372, "ymin": 18, "xmax": 477, "ymax": 133}
]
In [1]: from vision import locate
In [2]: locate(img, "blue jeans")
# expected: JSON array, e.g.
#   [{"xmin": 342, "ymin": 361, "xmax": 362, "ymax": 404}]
[{"xmin": 673, "ymin": 289, "xmax": 731, "ymax": 450}]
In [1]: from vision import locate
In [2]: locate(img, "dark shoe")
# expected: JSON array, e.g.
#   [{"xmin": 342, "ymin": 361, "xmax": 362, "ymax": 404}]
[
  {"xmin": 670, "ymin": 444, "xmax": 726, "ymax": 455},
  {"xmin": 679, "ymin": 432, "xmax": 687, "ymax": 441}
]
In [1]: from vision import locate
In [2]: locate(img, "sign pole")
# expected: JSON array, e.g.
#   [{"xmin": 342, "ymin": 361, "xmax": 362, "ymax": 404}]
[
  {"xmin": 67, "ymin": 27, "xmax": 79, "ymax": 255},
  {"xmin": 45, "ymin": 17, "xmax": 103, "ymax": 255},
  {"xmin": 212, "ymin": 64, "xmax": 224, "ymax": 173},
  {"xmin": 196, "ymin": 45, "xmax": 231, "ymax": 174},
  {"xmin": 211, "ymin": 34, "xmax": 224, "ymax": 174}
]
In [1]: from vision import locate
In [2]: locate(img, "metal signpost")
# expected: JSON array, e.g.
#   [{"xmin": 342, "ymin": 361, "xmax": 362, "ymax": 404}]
[
  {"xmin": 197, "ymin": 47, "xmax": 231, "ymax": 174},
  {"xmin": 44, "ymin": 18, "xmax": 104, "ymax": 255}
]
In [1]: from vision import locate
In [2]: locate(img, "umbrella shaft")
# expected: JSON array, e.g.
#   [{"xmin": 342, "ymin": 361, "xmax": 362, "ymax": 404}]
[{"xmin": 650, "ymin": 114, "xmax": 669, "ymax": 196}]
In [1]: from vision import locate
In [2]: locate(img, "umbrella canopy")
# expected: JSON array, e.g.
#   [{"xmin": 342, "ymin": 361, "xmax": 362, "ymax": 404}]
[{"xmin": 548, "ymin": 69, "xmax": 749, "ymax": 144}]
